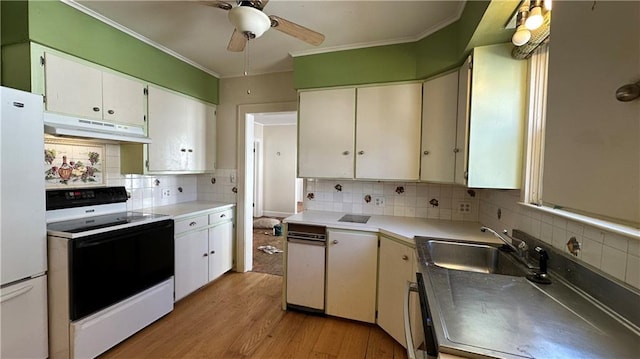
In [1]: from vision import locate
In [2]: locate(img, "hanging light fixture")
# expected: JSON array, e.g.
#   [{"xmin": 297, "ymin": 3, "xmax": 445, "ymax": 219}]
[
  {"xmin": 228, "ymin": 5, "xmax": 271, "ymax": 39},
  {"xmin": 525, "ymin": 0, "xmax": 544, "ymax": 30},
  {"xmin": 512, "ymin": 7, "xmax": 532, "ymax": 46}
]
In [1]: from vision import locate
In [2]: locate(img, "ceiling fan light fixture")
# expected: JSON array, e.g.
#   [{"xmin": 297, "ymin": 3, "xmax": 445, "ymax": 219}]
[{"xmin": 228, "ymin": 6, "xmax": 271, "ymax": 39}]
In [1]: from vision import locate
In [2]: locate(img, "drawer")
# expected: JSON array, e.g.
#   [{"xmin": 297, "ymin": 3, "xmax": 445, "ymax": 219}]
[
  {"xmin": 209, "ymin": 209, "xmax": 234, "ymax": 225},
  {"xmin": 175, "ymin": 214, "xmax": 209, "ymax": 234}
]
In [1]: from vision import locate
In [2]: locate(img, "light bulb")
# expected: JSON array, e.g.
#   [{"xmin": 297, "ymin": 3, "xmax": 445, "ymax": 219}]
[
  {"xmin": 512, "ymin": 25, "xmax": 532, "ymax": 46},
  {"xmin": 525, "ymin": 6, "xmax": 544, "ymax": 30}
]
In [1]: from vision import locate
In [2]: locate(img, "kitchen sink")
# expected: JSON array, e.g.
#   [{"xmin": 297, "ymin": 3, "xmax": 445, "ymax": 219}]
[
  {"xmin": 423, "ymin": 239, "xmax": 529, "ymax": 276},
  {"xmin": 338, "ymin": 214, "xmax": 371, "ymax": 224}
]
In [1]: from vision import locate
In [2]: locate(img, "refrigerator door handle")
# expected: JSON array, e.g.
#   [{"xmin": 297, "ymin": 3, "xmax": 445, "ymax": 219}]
[{"xmin": 0, "ymin": 283, "xmax": 34, "ymax": 303}]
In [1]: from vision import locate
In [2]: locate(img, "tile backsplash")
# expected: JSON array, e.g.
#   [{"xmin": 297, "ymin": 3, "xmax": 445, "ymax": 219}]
[
  {"xmin": 105, "ymin": 145, "xmax": 239, "ymax": 209},
  {"xmin": 479, "ymin": 189, "xmax": 640, "ymax": 290},
  {"xmin": 303, "ymin": 179, "xmax": 479, "ymax": 221}
]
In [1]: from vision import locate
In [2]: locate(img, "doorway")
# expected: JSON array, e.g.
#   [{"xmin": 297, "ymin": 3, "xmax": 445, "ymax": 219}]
[{"xmin": 236, "ymin": 102, "xmax": 297, "ymax": 273}]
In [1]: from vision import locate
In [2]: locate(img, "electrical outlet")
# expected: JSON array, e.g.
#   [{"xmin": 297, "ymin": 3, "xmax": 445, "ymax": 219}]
[
  {"xmin": 161, "ymin": 188, "xmax": 171, "ymax": 198},
  {"xmin": 456, "ymin": 201, "xmax": 471, "ymax": 213},
  {"xmin": 373, "ymin": 196, "xmax": 385, "ymax": 207}
]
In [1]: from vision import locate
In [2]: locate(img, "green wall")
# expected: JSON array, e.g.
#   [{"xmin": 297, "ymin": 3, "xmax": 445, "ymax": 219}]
[
  {"xmin": 294, "ymin": 0, "xmax": 517, "ymax": 89},
  {"xmin": 1, "ymin": 0, "xmax": 219, "ymax": 104}
]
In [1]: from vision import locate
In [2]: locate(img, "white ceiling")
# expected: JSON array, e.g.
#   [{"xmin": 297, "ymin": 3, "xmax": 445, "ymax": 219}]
[{"xmin": 69, "ymin": 0, "xmax": 466, "ymax": 78}]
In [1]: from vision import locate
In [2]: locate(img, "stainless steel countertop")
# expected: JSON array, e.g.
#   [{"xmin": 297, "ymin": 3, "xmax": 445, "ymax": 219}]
[{"xmin": 415, "ymin": 237, "xmax": 640, "ymax": 359}]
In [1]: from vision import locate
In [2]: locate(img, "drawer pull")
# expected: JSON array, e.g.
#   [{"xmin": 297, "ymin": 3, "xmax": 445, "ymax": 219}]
[
  {"xmin": 107, "ymin": 109, "xmax": 115, "ymax": 115},
  {"xmin": 92, "ymin": 106, "xmax": 100, "ymax": 112},
  {"xmin": 189, "ymin": 221, "xmax": 197, "ymax": 226},
  {"xmin": 203, "ymin": 253, "xmax": 208, "ymax": 257},
  {"xmin": 210, "ymin": 250, "xmax": 215, "ymax": 254}
]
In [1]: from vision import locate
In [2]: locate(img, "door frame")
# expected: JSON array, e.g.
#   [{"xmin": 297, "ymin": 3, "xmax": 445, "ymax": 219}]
[{"xmin": 236, "ymin": 102, "xmax": 297, "ymax": 272}]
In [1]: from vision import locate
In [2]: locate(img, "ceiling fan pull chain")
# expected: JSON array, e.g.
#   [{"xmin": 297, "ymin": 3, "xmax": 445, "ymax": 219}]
[{"xmin": 244, "ymin": 37, "xmax": 251, "ymax": 95}]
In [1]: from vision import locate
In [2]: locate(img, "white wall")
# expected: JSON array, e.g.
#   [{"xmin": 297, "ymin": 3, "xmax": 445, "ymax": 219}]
[
  {"xmin": 262, "ymin": 124, "xmax": 297, "ymax": 217},
  {"xmin": 479, "ymin": 189, "xmax": 639, "ymax": 290}
]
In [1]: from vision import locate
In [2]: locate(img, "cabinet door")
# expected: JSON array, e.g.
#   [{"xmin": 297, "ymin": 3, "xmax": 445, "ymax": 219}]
[
  {"xmin": 204, "ymin": 104, "xmax": 217, "ymax": 172},
  {"xmin": 421, "ymin": 72, "xmax": 458, "ymax": 183},
  {"xmin": 377, "ymin": 237, "xmax": 422, "ymax": 349},
  {"xmin": 356, "ymin": 83, "xmax": 422, "ymax": 180},
  {"xmin": 208, "ymin": 221, "xmax": 233, "ymax": 281},
  {"xmin": 147, "ymin": 86, "xmax": 188, "ymax": 171},
  {"xmin": 44, "ymin": 53, "xmax": 103, "ymax": 120},
  {"xmin": 174, "ymin": 230, "xmax": 209, "ymax": 301},
  {"xmin": 102, "ymin": 71, "xmax": 147, "ymax": 128},
  {"xmin": 326, "ymin": 230, "xmax": 378, "ymax": 323},
  {"xmin": 184, "ymin": 98, "xmax": 208, "ymax": 171},
  {"xmin": 454, "ymin": 58, "xmax": 471, "ymax": 186},
  {"xmin": 463, "ymin": 44, "xmax": 527, "ymax": 189},
  {"xmin": 298, "ymin": 88, "xmax": 356, "ymax": 178}
]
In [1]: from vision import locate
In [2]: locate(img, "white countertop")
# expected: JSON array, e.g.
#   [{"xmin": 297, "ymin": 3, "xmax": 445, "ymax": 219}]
[
  {"xmin": 284, "ymin": 210, "xmax": 502, "ymax": 246},
  {"xmin": 147, "ymin": 201, "xmax": 235, "ymax": 219}
]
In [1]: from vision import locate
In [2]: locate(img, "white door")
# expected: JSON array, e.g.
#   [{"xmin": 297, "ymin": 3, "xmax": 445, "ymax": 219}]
[
  {"xmin": 44, "ymin": 53, "xmax": 103, "ymax": 120},
  {"xmin": 421, "ymin": 72, "xmax": 458, "ymax": 183},
  {"xmin": 102, "ymin": 71, "xmax": 147, "ymax": 127},
  {"xmin": 147, "ymin": 86, "xmax": 187, "ymax": 171},
  {"xmin": 208, "ymin": 222, "xmax": 233, "ymax": 281},
  {"xmin": 455, "ymin": 58, "xmax": 471, "ymax": 186},
  {"xmin": 298, "ymin": 88, "xmax": 356, "ymax": 178},
  {"xmin": 0, "ymin": 276, "xmax": 48, "ymax": 359},
  {"xmin": 286, "ymin": 240, "xmax": 325, "ymax": 310},
  {"xmin": 253, "ymin": 140, "xmax": 264, "ymax": 218},
  {"xmin": 326, "ymin": 230, "xmax": 378, "ymax": 323},
  {"xmin": 1, "ymin": 87, "xmax": 47, "ymax": 285},
  {"xmin": 174, "ymin": 230, "xmax": 208, "ymax": 301},
  {"xmin": 355, "ymin": 83, "xmax": 422, "ymax": 180}
]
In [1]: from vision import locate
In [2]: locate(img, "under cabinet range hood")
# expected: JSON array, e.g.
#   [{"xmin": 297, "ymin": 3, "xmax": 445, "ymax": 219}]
[{"xmin": 43, "ymin": 112, "xmax": 152, "ymax": 144}]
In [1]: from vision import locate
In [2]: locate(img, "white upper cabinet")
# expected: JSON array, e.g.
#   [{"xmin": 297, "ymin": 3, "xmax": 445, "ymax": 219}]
[
  {"xmin": 455, "ymin": 43, "xmax": 527, "ymax": 189},
  {"xmin": 44, "ymin": 52, "xmax": 147, "ymax": 127},
  {"xmin": 298, "ymin": 88, "xmax": 356, "ymax": 179},
  {"xmin": 298, "ymin": 83, "xmax": 421, "ymax": 181},
  {"xmin": 138, "ymin": 86, "xmax": 216, "ymax": 173},
  {"xmin": 356, "ymin": 83, "xmax": 422, "ymax": 180},
  {"xmin": 102, "ymin": 71, "xmax": 147, "ymax": 127},
  {"xmin": 421, "ymin": 71, "xmax": 459, "ymax": 183},
  {"xmin": 44, "ymin": 53, "xmax": 103, "ymax": 120}
]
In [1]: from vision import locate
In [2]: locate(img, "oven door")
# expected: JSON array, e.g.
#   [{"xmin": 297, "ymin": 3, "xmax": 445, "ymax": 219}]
[
  {"xmin": 69, "ymin": 219, "xmax": 174, "ymax": 320},
  {"xmin": 404, "ymin": 272, "xmax": 438, "ymax": 359}
]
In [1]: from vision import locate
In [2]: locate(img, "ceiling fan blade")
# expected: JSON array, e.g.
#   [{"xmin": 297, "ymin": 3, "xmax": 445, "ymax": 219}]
[
  {"xmin": 227, "ymin": 29, "xmax": 247, "ymax": 52},
  {"xmin": 269, "ymin": 15, "xmax": 325, "ymax": 46},
  {"xmin": 200, "ymin": 1, "xmax": 232, "ymax": 11}
]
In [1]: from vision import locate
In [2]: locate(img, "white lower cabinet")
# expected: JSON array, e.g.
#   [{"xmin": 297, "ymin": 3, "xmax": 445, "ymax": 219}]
[
  {"xmin": 377, "ymin": 236, "xmax": 423, "ymax": 350},
  {"xmin": 174, "ymin": 208, "xmax": 234, "ymax": 301},
  {"xmin": 326, "ymin": 229, "xmax": 378, "ymax": 323}
]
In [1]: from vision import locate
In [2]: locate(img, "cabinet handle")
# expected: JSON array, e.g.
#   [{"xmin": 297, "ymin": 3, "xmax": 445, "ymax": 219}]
[
  {"xmin": 203, "ymin": 253, "xmax": 208, "ymax": 257},
  {"xmin": 107, "ymin": 109, "xmax": 115, "ymax": 115},
  {"xmin": 210, "ymin": 250, "xmax": 215, "ymax": 254},
  {"xmin": 342, "ymin": 150, "xmax": 350, "ymax": 155},
  {"xmin": 453, "ymin": 148, "xmax": 460, "ymax": 153},
  {"xmin": 181, "ymin": 148, "xmax": 187, "ymax": 152},
  {"xmin": 92, "ymin": 107, "xmax": 100, "ymax": 112},
  {"xmin": 402, "ymin": 255, "xmax": 409, "ymax": 261},
  {"xmin": 423, "ymin": 150, "xmax": 430, "ymax": 155},
  {"xmin": 357, "ymin": 151, "xmax": 364, "ymax": 155},
  {"xmin": 188, "ymin": 149, "xmax": 193, "ymax": 153},
  {"xmin": 220, "ymin": 214, "xmax": 226, "ymax": 218},
  {"xmin": 189, "ymin": 221, "xmax": 197, "ymax": 226},
  {"xmin": 332, "ymin": 240, "xmax": 339, "ymax": 244}
]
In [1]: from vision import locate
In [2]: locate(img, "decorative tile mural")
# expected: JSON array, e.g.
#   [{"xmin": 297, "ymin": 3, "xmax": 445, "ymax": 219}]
[{"xmin": 44, "ymin": 141, "xmax": 104, "ymax": 188}]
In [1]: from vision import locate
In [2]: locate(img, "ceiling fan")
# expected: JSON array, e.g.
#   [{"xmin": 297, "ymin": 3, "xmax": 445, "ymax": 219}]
[{"xmin": 202, "ymin": 0, "xmax": 325, "ymax": 52}]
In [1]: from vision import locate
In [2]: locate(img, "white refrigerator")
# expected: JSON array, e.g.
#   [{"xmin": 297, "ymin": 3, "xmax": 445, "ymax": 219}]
[{"xmin": 0, "ymin": 86, "xmax": 49, "ymax": 358}]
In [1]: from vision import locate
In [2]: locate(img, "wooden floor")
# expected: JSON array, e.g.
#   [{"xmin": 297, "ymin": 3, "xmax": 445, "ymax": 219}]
[
  {"xmin": 252, "ymin": 227, "xmax": 284, "ymax": 276},
  {"xmin": 100, "ymin": 272, "xmax": 407, "ymax": 359}
]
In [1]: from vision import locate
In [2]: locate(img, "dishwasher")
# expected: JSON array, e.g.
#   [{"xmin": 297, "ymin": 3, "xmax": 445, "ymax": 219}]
[{"xmin": 285, "ymin": 223, "xmax": 326, "ymax": 313}]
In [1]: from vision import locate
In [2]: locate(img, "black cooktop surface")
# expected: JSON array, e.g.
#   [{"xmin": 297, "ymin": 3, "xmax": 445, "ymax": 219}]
[{"xmin": 47, "ymin": 211, "xmax": 168, "ymax": 233}]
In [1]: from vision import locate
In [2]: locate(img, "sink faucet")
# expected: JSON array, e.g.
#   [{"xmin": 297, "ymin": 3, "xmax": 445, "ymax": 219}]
[{"xmin": 480, "ymin": 226, "xmax": 532, "ymax": 267}]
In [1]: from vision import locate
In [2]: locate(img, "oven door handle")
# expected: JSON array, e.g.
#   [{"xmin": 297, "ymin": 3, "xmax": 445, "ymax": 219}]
[{"xmin": 404, "ymin": 280, "xmax": 419, "ymax": 359}]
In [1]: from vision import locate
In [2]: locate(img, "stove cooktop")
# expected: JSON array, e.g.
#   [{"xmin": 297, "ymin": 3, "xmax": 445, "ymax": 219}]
[{"xmin": 46, "ymin": 211, "xmax": 169, "ymax": 234}]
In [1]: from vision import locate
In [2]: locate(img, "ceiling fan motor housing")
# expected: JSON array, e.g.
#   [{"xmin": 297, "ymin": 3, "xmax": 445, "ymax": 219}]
[{"xmin": 228, "ymin": 5, "xmax": 271, "ymax": 38}]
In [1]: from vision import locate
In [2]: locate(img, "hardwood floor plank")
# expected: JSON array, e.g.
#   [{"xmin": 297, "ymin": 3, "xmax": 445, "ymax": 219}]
[{"xmin": 99, "ymin": 272, "xmax": 405, "ymax": 359}]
